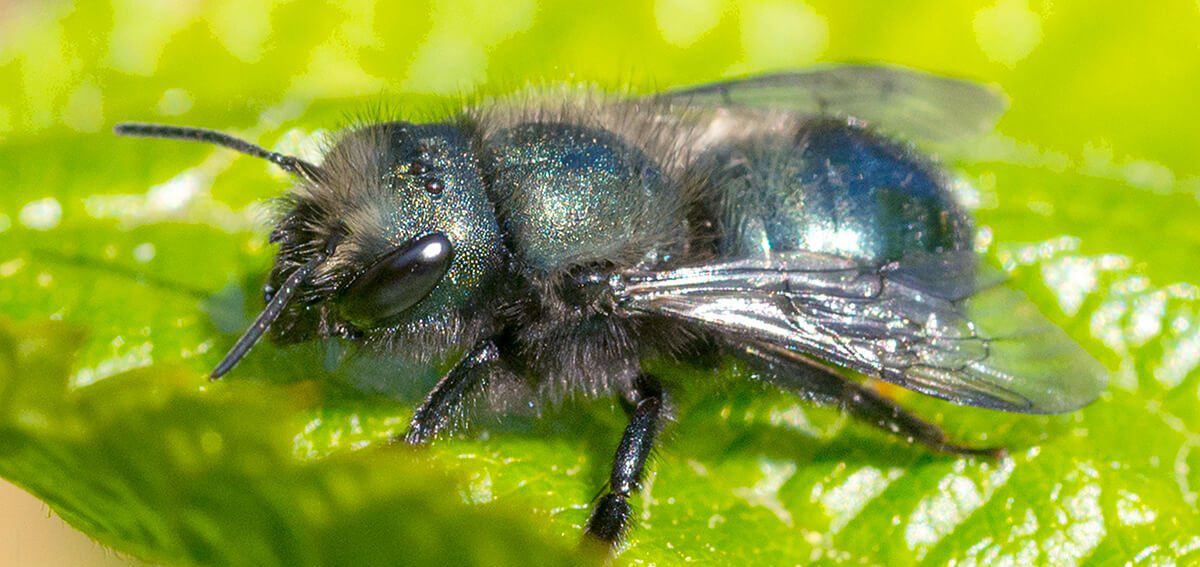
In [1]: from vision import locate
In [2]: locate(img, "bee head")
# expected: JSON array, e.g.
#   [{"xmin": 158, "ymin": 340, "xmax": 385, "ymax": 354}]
[{"xmin": 115, "ymin": 120, "xmax": 506, "ymax": 379}]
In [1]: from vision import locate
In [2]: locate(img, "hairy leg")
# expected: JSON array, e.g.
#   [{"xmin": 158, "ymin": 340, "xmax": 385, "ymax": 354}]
[
  {"xmin": 741, "ymin": 342, "xmax": 1003, "ymax": 458},
  {"xmin": 583, "ymin": 374, "xmax": 665, "ymax": 546},
  {"xmin": 402, "ymin": 339, "xmax": 500, "ymax": 445}
]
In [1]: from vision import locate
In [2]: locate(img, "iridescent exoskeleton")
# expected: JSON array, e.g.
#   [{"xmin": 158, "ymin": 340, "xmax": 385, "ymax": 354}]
[{"xmin": 115, "ymin": 65, "xmax": 1106, "ymax": 548}]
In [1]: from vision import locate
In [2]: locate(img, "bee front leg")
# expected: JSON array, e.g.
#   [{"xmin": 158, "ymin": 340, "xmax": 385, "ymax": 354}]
[
  {"xmin": 583, "ymin": 374, "xmax": 664, "ymax": 548},
  {"xmin": 402, "ymin": 339, "xmax": 499, "ymax": 445}
]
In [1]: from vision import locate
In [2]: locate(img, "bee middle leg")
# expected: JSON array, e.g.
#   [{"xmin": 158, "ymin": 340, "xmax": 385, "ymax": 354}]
[
  {"xmin": 740, "ymin": 342, "xmax": 1004, "ymax": 458},
  {"xmin": 583, "ymin": 373, "xmax": 664, "ymax": 547},
  {"xmin": 402, "ymin": 339, "xmax": 499, "ymax": 445}
]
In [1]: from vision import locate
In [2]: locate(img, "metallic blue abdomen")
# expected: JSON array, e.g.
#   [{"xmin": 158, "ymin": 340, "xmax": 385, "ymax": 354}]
[{"xmin": 706, "ymin": 120, "xmax": 972, "ymax": 264}]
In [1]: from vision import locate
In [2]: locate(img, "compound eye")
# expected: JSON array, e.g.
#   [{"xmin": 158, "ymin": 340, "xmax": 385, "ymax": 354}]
[{"xmin": 338, "ymin": 233, "xmax": 454, "ymax": 327}]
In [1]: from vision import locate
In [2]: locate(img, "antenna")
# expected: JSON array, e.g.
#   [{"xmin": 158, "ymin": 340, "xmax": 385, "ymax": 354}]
[
  {"xmin": 209, "ymin": 254, "xmax": 324, "ymax": 379},
  {"xmin": 114, "ymin": 122, "xmax": 325, "ymax": 183},
  {"xmin": 208, "ymin": 229, "xmax": 347, "ymax": 378}
]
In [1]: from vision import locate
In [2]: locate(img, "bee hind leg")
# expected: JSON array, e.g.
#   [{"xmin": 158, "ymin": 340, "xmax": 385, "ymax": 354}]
[{"xmin": 740, "ymin": 342, "xmax": 1006, "ymax": 459}]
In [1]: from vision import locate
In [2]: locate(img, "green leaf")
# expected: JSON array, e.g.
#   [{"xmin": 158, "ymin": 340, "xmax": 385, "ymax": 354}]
[{"xmin": 2, "ymin": 1, "xmax": 1198, "ymax": 565}]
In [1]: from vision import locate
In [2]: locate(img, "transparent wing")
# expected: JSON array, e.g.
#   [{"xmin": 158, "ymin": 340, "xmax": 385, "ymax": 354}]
[
  {"xmin": 614, "ymin": 250, "xmax": 1106, "ymax": 413},
  {"xmin": 655, "ymin": 64, "xmax": 1008, "ymax": 144}
]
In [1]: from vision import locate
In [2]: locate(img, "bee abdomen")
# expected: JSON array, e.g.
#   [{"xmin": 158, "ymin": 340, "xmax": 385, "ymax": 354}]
[{"xmin": 701, "ymin": 119, "xmax": 973, "ymax": 264}]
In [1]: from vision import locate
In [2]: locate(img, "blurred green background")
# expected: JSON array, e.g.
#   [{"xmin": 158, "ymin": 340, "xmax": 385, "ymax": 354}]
[{"xmin": 0, "ymin": 0, "xmax": 1198, "ymax": 565}]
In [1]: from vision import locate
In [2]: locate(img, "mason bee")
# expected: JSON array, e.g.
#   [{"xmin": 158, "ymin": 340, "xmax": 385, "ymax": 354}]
[{"xmin": 115, "ymin": 65, "xmax": 1106, "ymax": 547}]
